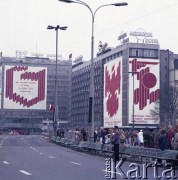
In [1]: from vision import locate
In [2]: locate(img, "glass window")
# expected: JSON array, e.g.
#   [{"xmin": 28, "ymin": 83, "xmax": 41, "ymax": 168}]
[
  {"xmin": 143, "ymin": 49, "xmax": 158, "ymax": 58},
  {"xmin": 130, "ymin": 49, "xmax": 143, "ymax": 57}
]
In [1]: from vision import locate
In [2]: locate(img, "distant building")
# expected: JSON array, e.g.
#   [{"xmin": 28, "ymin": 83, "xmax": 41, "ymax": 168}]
[
  {"xmin": 0, "ymin": 56, "xmax": 72, "ymax": 132},
  {"xmin": 168, "ymin": 52, "xmax": 178, "ymax": 87}
]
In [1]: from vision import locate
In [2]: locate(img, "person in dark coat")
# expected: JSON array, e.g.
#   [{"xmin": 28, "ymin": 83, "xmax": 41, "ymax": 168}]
[
  {"xmin": 111, "ymin": 126, "xmax": 120, "ymax": 161},
  {"xmin": 94, "ymin": 128, "xmax": 98, "ymax": 143},
  {"xmin": 143, "ymin": 127, "xmax": 151, "ymax": 147},
  {"xmin": 111, "ymin": 126, "xmax": 120, "ymax": 179},
  {"xmin": 158, "ymin": 129, "xmax": 169, "ymax": 150},
  {"xmin": 101, "ymin": 129, "xmax": 106, "ymax": 144}
]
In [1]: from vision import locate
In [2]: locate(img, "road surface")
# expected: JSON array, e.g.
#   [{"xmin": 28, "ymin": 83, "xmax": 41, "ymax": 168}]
[{"xmin": 0, "ymin": 135, "xmax": 177, "ymax": 180}]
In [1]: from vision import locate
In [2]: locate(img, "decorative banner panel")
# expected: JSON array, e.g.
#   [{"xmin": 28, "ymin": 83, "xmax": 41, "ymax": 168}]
[
  {"xmin": 4, "ymin": 66, "xmax": 47, "ymax": 109},
  {"xmin": 128, "ymin": 58, "xmax": 160, "ymax": 125},
  {"xmin": 104, "ymin": 57, "xmax": 122, "ymax": 127}
]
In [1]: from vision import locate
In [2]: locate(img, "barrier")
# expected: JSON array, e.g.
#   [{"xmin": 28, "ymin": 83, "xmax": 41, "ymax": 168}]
[{"xmin": 49, "ymin": 136, "xmax": 178, "ymax": 163}]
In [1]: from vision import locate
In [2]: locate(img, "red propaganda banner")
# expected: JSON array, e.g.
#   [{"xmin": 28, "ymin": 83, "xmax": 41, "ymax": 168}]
[
  {"xmin": 128, "ymin": 58, "xmax": 160, "ymax": 125},
  {"xmin": 104, "ymin": 57, "xmax": 122, "ymax": 128},
  {"xmin": 4, "ymin": 65, "xmax": 47, "ymax": 110}
]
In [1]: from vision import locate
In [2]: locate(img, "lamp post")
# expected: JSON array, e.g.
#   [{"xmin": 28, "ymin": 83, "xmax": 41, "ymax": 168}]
[
  {"xmin": 47, "ymin": 25, "xmax": 67, "ymax": 136},
  {"xmin": 58, "ymin": 0, "xmax": 128, "ymax": 141},
  {"xmin": 128, "ymin": 71, "xmax": 138, "ymax": 129}
]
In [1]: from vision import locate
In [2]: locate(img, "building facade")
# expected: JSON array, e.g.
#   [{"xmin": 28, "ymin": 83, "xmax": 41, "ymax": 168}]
[
  {"xmin": 0, "ymin": 56, "xmax": 71, "ymax": 132},
  {"xmin": 71, "ymin": 42, "xmax": 167, "ymax": 129}
]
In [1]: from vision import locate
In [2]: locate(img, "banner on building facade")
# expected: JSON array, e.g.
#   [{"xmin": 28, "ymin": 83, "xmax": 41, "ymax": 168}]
[
  {"xmin": 3, "ymin": 65, "xmax": 47, "ymax": 109},
  {"xmin": 128, "ymin": 58, "xmax": 160, "ymax": 125},
  {"xmin": 104, "ymin": 57, "xmax": 122, "ymax": 127}
]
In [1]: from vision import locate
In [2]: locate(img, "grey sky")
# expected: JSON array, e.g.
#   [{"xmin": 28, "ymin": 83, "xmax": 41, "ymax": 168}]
[{"xmin": 0, "ymin": 0, "xmax": 178, "ymax": 60}]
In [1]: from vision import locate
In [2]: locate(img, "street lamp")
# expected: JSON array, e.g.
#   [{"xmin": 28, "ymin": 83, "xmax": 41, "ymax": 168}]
[
  {"xmin": 128, "ymin": 71, "xmax": 138, "ymax": 129},
  {"xmin": 58, "ymin": 0, "xmax": 128, "ymax": 141},
  {"xmin": 47, "ymin": 25, "xmax": 67, "ymax": 136}
]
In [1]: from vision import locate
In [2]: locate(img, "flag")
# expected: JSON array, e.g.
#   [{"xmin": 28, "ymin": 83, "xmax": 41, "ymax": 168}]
[
  {"xmin": 69, "ymin": 53, "xmax": 72, "ymax": 59},
  {"xmin": 49, "ymin": 104, "xmax": 54, "ymax": 111}
]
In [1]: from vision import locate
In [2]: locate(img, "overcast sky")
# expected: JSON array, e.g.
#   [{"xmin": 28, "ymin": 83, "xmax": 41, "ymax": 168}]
[{"xmin": 0, "ymin": 0, "xmax": 178, "ymax": 60}]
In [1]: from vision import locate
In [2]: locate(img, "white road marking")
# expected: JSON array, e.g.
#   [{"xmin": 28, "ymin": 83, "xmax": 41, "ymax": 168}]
[
  {"xmin": 30, "ymin": 147, "xmax": 37, "ymax": 151},
  {"xmin": 19, "ymin": 170, "xmax": 32, "ymax": 175},
  {"xmin": 40, "ymin": 153, "xmax": 43, "ymax": 155},
  {"xmin": 2, "ymin": 161, "xmax": 10, "ymax": 164},
  {"xmin": 49, "ymin": 156, "xmax": 55, "ymax": 159},
  {"xmin": 70, "ymin": 162, "xmax": 81, "ymax": 166}
]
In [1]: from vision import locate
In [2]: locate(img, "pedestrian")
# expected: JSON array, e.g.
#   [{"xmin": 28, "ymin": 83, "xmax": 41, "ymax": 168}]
[
  {"xmin": 94, "ymin": 128, "xmax": 98, "ymax": 143},
  {"xmin": 60, "ymin": 128, "xmax": 65, "ymax": 138},
  {"xmin": 111, "ymin": 126, "xmax": 120, "ymax": 161},
  {"xmin": 137, "ymin": 130, "xmax": 144, "ymax": 146},
  {"xmin": 101, "ymin": 129, "xmax": 107, "ymax": 144},
  {"xmin": 158, "ymin": 129, "xmax": 169, "ymax": 150},
  {"xmin": 154, "ymin": 126, "xmax": 161, "ymax": 149},
  {"xmin": 143, "ymin": 127, "xmax": 151, "ymax": 148},
  {"xmin": 119, "ymin": 130, "xmax": 125, "ymax": 145},
  {"xmin": 133, "ymin": 130, "xmax": 139, "ymax": 146},
  {"xmin": 97, "ymin": 128, "xmax": 102, "ymax": 142},
  {"xmin": 111, "ymin": 126, "xmax": 120, "ymax": 179},
  {"xmin": 167, "ymin": 125, "xmax": 174, "ymax": 149},
  {"xmin": 75, "ymin": 129, "xmax": 81, "ymax": 141},
  {"xmin": 81, "ymin": 128, "xmax": 88, "ymax": 141}
]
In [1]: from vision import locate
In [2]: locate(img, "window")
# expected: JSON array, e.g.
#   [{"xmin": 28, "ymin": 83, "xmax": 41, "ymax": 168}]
[
  {"xmin": 144, "ymin": 49, "xmax": 156, "ymax": 57},
  {"xmin": 129, "ymin": 49, "xmax": 143, "ymax": 57}
]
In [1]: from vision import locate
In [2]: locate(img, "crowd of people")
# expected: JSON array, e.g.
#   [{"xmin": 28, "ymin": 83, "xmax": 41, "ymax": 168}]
[{"xmin": 71, "ymin": 125, "xmax": 178, "ymax": 151}]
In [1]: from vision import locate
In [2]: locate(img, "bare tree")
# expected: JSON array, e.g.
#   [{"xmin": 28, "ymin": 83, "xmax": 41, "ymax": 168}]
[
  {"xmin": 165, "ymin": 86, "xmax": 178, "ymax": 123},
  {"xmin": 151, "ymin": 86, "xmax": 178, "ymax": 126},
  {"xmin": 150, "ymin": 100, "xmax": 160, "ymax": 121}
]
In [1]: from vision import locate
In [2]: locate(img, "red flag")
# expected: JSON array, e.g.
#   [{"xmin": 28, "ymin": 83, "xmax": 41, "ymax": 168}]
[{"xmin": 49, "ymin": 104, "xmax": 54, "ymax": 111}]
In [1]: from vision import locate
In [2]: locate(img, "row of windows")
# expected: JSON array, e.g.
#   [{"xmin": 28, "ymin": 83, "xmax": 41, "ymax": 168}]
[
  {"xmin": 72, "ymin": 83, "xmax": 101, "ymax": 90},
  {"xmin": 72, "ymin": 72, "xmax": 101, "ymax": 83},
  {"xmin": 71, "ymin": 99, "xmax": 102, "ymax": 107},
  {"xmin": 48, "ymin": 75, "xmax": 70, "ymax": 79},
  {"xmin": 72, "ymin": 113, "xmax": 101, "ymax": 122},
  {"xmin": 101, "ymin": 51, "xmax": 123, "ymax": 64},
  {"xmin": 72, "ymin": 61, "xmax": 101, "ymax": 77},
  {"xmin": 129, "ymin": 48, "xmax": 158, "ymax": 58}
]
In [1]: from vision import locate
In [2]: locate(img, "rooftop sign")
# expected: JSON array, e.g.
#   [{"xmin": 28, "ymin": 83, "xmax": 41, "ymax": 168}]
[
  {"xmin": 118, "ymin": 28, "xmax": 159, "ymax": 45},
  {"xmin": 73, "ymin": 55, "xmax": 83, "ymax": 64}
]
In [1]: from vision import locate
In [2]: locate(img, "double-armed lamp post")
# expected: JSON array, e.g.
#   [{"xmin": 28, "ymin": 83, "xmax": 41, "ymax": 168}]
[
  {"xmin": 47, "ymin": 25, "xmax": 67, "ymax": 136},
  {"xmin": 58, "ymin": 0, "xmax": 128, "ymax": 141}
]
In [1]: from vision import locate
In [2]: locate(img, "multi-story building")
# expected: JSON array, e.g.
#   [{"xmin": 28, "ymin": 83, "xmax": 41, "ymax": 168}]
[
  {"xmin": 72, "ymin": 40, "xmax": 173, "ymax": 129},
  {"xmin": 0, "ymin": 56, "xmax": 71, "ymax": 132},
  {"xmin": 169, "ymin": 52, "xmax": 178, "ymax": 87}
]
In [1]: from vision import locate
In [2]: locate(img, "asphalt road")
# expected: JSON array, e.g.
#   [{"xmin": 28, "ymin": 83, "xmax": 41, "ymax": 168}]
[{"xmin": 0, "ymin": 135, "xmax": 178, "ymax": 180}]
